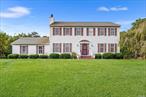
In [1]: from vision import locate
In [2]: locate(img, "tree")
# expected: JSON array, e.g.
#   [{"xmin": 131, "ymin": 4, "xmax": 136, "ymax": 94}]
[{"xmin": 120, "ymin": 18, "xmax": 146, "ymax": 59}]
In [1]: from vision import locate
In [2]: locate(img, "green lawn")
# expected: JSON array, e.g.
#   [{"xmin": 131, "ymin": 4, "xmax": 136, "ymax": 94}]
[{"xmin": 0, "ymin": 59, "xmax": 146, "ymax": 97}]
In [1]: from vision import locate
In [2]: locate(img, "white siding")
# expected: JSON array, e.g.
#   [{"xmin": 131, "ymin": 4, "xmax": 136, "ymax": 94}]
[
  {"xmin": 50, "ymin": 27, "xmax": 120, "ymax": 56},
  {"xmin": 12, "ymin": 45, "xmax": 20, "ymax": 54},
  {"xmin": 12, "ymin": 45, "xmax": 50, "ymax": 55}
]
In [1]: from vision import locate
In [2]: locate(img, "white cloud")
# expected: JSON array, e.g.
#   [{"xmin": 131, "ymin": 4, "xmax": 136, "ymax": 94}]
[
  {"xmin": 97, "ymin": 6, "xmax": 128, "ymax": 12},
  {"xmin": 97, "ymin": 7, "xmax": 110, "ymax": 12},
  {"xmin": 0, "ymin": 6, "xmax": 30, "ymax": 18}
]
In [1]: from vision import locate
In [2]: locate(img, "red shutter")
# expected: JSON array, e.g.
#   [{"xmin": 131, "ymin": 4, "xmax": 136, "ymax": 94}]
[
  {"xmin": 82, "ymin": 28, "xmax": 83, "ymax": 36},
  {"xmin": 75, "ymin": 28, "xmax": 76, "ymax": 36},
  {"xmin": 98, "ymin": 44, "xmax": 99, "ymax": 52},
  {"xmin": 104, "ymin": 43, "xmax": 106, "ymax": 53},
  {"xmin": 70, "ymin": 43, "xmax": 72, "ymax": 52},
  {"xmin": 70, "ymin": 28, "xmax": 72, "ymax": 35},
  {"xmin": 53, "ymin": 28, "xmax": 55, "ymax": 35},
  {"xmin": 63, "ymin": 43, "xmax": 65, "ymax": 52},
  {"xmin": 63, "ymin": 28, "xmax": 65, "ymax": 36},
  {"xmin": 108, "ymin": 44, "xmax": 110, "ymax": 52},
  {"xmin": 115, "ymin": 28, "xmax": 117, "ymax": 36},
  {"xmin": 60, "ymin": 43, "xmax": 62, "ymax": 53},
  {"xmin": 60, "ymin": 27, "xmax": 62, "ymax": 35},
  {"xmin": 87, "ymin": 28, "xmax": 89, "ymax": 36},
  {"xmin": 98, "ymin": 28, "xmax": 100, "ymax": 36},
  {"xmin": 108, "ymin": 28, "xmax": 110, "ymax": 36},
  {"xmin": 105, "ymin": 28, "xmax": 106, "ymax": 36},
  {"xmin": 53, "ymin": 43, "xmax": 54, "ymax": 52},
  {"xmin": 93, "ymin": 28, "xmax": 95, "ymax": 36},
  {"xmin": 115, "ymin": 43, "xmax": 117, "ymax": 53}
]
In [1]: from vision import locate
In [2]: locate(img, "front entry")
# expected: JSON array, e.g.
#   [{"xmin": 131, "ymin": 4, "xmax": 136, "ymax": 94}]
[{"xmin": 81, "ymin": 43, "xmax": 89, "ymax": 55}]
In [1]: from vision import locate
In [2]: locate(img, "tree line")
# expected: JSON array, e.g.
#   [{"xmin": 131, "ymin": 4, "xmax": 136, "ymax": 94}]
[{"xmin": 0, "ymin": 18, "xmax": 146, "ymax": 59}]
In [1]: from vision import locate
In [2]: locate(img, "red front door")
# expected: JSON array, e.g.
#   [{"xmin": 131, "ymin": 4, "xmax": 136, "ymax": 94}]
[{"xmin": 81, "ymin": 44, "xmax": 89, "ymax": 55}]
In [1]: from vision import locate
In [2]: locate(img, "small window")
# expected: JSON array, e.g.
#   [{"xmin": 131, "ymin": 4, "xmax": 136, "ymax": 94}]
[
  {"xmin": 110, "ymin": 28, "xmax": 116, "ymax": 36},
  {"xmin": 38, "ymin": 46, "xmax": 44, "ymax": 54},
  {"xmin": 20, "ymin": 45, "xmax": 28, "ymax": 54},
  {"xmin": 63, "ymin": 43, "xmax": 72, "ymax": 52},
  {"xmin": 75, "ymin": 28, "xmax": 83, "ymax": 36},
  {"xmin": 98, "ymin": 43, "xmax": 106, "ymax": 53},
  {"xmin": 88, "ymin": 28, "xmax": 94, "ymax": 36},
  {"xmin": 108, "ymin": 43, "xmax": 117, "ymax": 52},
  {"xmin": 53, "ymin": 43, "xmax": 61, "ymax": 52},
  {"xmin": 64, "ymin": 28, "xmax": 72, "ymax": 36},
  {"xmin": 53, "ymin": 28, "xmax": 61, "ymax": 35},
  {"xmin": 98, "ymin": 28, "xmax": 106, "ymax": 36}
]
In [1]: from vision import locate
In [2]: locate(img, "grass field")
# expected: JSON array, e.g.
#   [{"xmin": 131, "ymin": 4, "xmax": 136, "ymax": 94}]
[{"xmin": 0, "ymin": 59, "xmax": 146, "ymax": 97}]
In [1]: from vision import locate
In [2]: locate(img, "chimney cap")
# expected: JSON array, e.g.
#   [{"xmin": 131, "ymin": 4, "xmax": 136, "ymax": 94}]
[{"xmin": 50, "ymin": 14, "xmax": 53, "ymax": 17}]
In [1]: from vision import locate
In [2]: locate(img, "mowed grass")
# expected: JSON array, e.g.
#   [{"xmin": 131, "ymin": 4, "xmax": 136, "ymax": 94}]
[{"xmin": 0, "ymin": 59, "xmax": 146, "ymax": 97}]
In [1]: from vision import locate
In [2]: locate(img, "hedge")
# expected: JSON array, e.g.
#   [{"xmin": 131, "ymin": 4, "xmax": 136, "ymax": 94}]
[
  {"xmin": 29, "ymin": 54, "xmax": 39, "ymax": 59},
  {"xmin": 49, "ymin": 53, "xmax": 60, "ymax": 59},
  {"xmin": 60, "ymin": 53, "xmax": 72, "ymax": 59},
  {"xmin": 8, "ymin": 54, "xmax": 19, "ymax": 59},
  {"xmin": 102, "ymin": 53, "xmax": 114, "ymax": 59},
  {"xmin": 39, "ymin": 55, "xmax": 49, "ymax": 59},
  {"xmin": 95, "ymin": 54, "xmax": 102, "ymax": 59},
  {"xmin": 19, "ymin": 54, "xmax": 28, "ymax": 59}
]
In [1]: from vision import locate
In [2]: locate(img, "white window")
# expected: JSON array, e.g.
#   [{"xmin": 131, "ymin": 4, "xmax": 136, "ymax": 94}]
[
  {"xmin": 20, "ymin": 45, "xmax": 28, "ymax": 54},
  {"xmin": 75, "ymin": 28, "xmax": 83, "ymax": 36},
  {"xmin": 37, "ymin": 46, "xmax": 44, "ymax": 54},
  {"xmin": 108, "ymin": 43, "xmax": 117, "ymax": 52},
  {"xmin": 53, "ymin": 28, "xmax": 61, "ymax": 35},
  {"xmin": 64, "ymin": 28, "xmax": 72, "ymax": 35},
  {"xmin": 53, "ymin": 43, "xmax": 61, "ymax": 52},
  {"xmin": 110, "ymin": 28, "xmax": 116, "ymax": 36},
  {"xmin": 98, "ymin": 43, "xmax": 106, "ymax": 53},
  {"xmin": 98, "ymin": 28, "xmax": 106, "ymax": 36},
  {"xmin": 63, "ymin": 43, "xmax": 72, "ymax": 52},
  {"xmin": 88, "ymin": 28, "xmax": 94, "ymax": 36}
]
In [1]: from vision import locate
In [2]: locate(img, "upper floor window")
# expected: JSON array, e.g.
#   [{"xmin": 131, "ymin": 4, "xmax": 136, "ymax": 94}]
[
  {"xmin": 108, "ymin": 28, "xmax": 117, "ymax": 36},
  {"xmin": 20, "ymin": 45, "xmax": 28, "ymax": 54},
  {"xmin": 53, "ymin": 43, "xmax": 61, "ymax": 53},
  {"xmin": 75, "ymin": 28, "xmax": 83, "ymax": 36},
  {"xmin": 63, "ymin": 43, "xmax": 72, "ymax": 52},
  {"xmin": 37, "ymin": 46, "xmax": 44, "ymax": 54},
  {"xmin": 53, "ymin": 28, "xmax": 62, "ymax": 35},
  {"xmin": 108, "ymin": 43, "xmax": 117, "ymax": 52},
  {"xmin": 63, "ymin": 28, "xmax": 72, "ymax": 36},
  {"xmin": 98, "ymin": 28, "xmax": 106, "ymax": 36},
  {"xmin": 87, "ymin": 28, "xmax": 95, "ymax": 36}
]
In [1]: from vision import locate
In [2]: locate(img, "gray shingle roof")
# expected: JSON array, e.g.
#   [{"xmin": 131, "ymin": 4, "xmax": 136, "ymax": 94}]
[
  {"xmin": 11, "ymin": 37, "xmax": 49, "ymax": 45},
  {"xmin": 50, "ymin": 21, "xmax": 120, "ymax": 27}
]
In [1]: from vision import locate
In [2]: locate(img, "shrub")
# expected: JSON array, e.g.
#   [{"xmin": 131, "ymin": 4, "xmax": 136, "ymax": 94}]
[
  {"xmin": 103, "ymin": 53, "xmax": 114, "ymax": 59},
  {"xmin": 49, "ymin": 53, "xmax": 60, "ymax": 59},
  {"xmin": 60, "ymin": 53, "xmax": 72, "ymax": 59},
  {"xmin": 39, "ymin": 55, "xmax": 49, "ymax": 59},
  {"xmin": 95, "ymin": 54, "xmax": 102, "ymax": 59},
  {"xmin": 29, "ymin": 54, "xmax": 39, "ymax": 59},
  {"xmin": 114, "ymin": 53, "xmax": 123, "ymax": 59},
  {"xmin": 71, "ymin": 52, "xmax": 77, "ymax": 59},
  {"xmin": 8, "ymin": 54, "xmax": 19, "ymax": 59},
  {"xmin": 19, "ymin": 54, "xmax": 28, "ymax": 59}
]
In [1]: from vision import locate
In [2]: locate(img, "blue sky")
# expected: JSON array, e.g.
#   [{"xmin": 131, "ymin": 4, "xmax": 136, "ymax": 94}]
[{"xmin": 0, "ymin": 0, "xmax": 146, "ymax": 36}]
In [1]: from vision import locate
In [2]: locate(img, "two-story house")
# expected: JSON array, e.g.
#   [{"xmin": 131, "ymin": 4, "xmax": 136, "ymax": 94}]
[{"xmin": 11, "ymin": 14, "xmax": 120, "ymax": 58}]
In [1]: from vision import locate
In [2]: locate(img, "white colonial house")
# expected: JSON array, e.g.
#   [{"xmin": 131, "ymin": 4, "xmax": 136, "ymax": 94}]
[{"xmin": 12, "ymin": 14, "xmax": 120, "ymax": 58}]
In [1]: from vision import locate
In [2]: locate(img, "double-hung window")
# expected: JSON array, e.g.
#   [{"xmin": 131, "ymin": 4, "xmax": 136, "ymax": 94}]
[
  {"xmin": 75, "ymin": 28, "xmax": 83, "ymax": 36},
  {"xmin": 53, "ymin": 28, "xmax": 61, "ymax": 35},
  {"xmin": 53, "ymin": 43, "xmax": 61, "ymax": 52},
  {"xmin": 63, "ymin": 43, "xmax": 72, "ymax": 52},
  {"xmin": 20, "ymin": 45, "xmax": 28, "ymax": 54}
]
